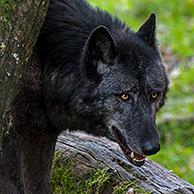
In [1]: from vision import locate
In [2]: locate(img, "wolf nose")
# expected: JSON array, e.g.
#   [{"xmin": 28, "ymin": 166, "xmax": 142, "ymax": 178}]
[{"xmin": 142, "ymin": 141, "xmax": 160, "ymax": 156}]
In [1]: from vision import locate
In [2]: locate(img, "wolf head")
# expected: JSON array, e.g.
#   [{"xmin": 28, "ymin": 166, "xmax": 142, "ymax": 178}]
[
  {"xmin": 77, "ymin": 14, "xmax": 168, "ymax": 166},
  {"xmin": 43, "ymin": 14, "xmax": 168, "ymax": 167}
]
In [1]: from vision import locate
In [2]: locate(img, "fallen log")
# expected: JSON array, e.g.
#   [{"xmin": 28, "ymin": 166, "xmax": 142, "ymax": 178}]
[{"xmin": 56, "ymin": 132, "xmax": 194, "ymax": 194}]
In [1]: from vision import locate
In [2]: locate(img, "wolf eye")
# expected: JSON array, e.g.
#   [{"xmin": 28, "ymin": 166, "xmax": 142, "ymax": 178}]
[
  {"xmin": 150, "ymin": 92, "xmax": 160, "ymax": 101},
  {"xmin": 120, "ymin": 93, "xmax": 129, "ymax": 101}
]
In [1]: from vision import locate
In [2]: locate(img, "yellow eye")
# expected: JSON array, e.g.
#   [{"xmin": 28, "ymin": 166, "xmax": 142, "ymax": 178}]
[
  {"xmin": 150, "ymin": 92, "xmax": 159, "ymax": 100},
  {"xmin": 120, "ymin": 94, "xmax": 129, "ymax": 101}
]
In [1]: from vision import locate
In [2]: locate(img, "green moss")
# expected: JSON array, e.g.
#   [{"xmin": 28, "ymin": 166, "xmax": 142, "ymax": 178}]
[
  {"xmin": 84, "ymin": 169, "xmax": 110, "ymax": 194},
  {"xmin": 113, "ymin": 180, "xmax": 151, "ymax": 194},
  {"xmin": 51, "ymin": 152, "xmax": 149, "ymax": 194},
  {"xmin": 51, "ymin": 152, "xmax": 110, "ymax": 194},
  {"xmin": 0, "ymin": 0, "xmax": 16, "ymax": 21},
  {"xmin": 51, "ymin": 152, "xmax": 79, "ymax": 194},
  {"xmin": 0, "ymin": 0, "xmax": 16, "ymax": 33}
]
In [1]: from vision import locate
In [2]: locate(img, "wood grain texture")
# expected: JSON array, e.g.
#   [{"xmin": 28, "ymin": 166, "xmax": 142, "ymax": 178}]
[{"xmin": 56, "ymin": 132, "xmax": 194, "ymax": 194}]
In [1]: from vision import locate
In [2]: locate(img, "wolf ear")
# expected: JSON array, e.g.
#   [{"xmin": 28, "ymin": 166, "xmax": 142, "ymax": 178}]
[
  {"xmin": 137, "ymin": 13, "xmax": 156, "ymax": 48},
  {"xmin": 80, "ymin": 25, "xmax": 116, "ymax": 81}
]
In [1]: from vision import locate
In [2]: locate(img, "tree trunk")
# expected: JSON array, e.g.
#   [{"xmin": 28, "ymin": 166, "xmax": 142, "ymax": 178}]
[
  {"xmin": 56, "ymin": 132, "xmax": 194, "ymax": 194},
  {"xmin": 0, "ymin": 0, "xmax": 49, "ymax": 193},
  {"xmin": 0, "ymin": 0, "xmax": 49, "ymax": 150}
]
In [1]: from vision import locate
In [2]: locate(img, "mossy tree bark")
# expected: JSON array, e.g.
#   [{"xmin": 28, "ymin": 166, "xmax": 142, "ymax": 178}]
[
  {"xmin": 0, "ymin": 0, "xmax": 49, "ymax": 193},
  {"xmin": 0, "ymin": 0, "xmax": 49, "ymax": 150},
  {"xmin": 56, "ymin": 132, "xmax": 194, "ymax": 194}
]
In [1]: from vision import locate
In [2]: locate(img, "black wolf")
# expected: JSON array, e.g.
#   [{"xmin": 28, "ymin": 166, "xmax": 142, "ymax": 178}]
[{"xmin": 6, "ymin": 0, "xmax": 168, "ymax": 193}]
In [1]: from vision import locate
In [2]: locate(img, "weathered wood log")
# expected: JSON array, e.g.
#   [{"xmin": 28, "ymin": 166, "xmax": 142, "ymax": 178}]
[{"xmin": 56, "ymin": 132, "xmax": 194, "ymax": 194}]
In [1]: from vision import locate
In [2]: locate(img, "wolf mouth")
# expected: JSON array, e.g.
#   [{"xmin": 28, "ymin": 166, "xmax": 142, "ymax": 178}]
[{"xmin": 112, "ymin": 126, "xmax": 145, "ymax": 167}]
